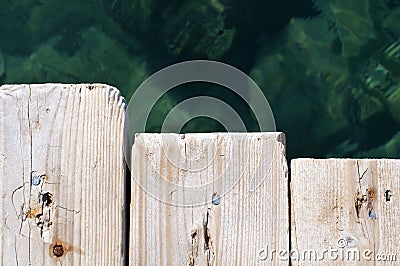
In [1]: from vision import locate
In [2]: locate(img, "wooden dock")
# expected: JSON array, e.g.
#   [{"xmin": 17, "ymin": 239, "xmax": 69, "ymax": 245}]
[{"xmin": 0, "ymin": 84, "xmax": 397, "ymax": 265}]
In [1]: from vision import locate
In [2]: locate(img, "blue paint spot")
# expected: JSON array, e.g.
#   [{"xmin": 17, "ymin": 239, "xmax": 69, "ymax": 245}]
[
  {"xmin": 369, "ymin": 209, "xmax": 376, "ymax": 220},
  {"xmin": 212, "ymin": 193, "xmax": 220, "ymax": 205},
  {"xmin": 31, "ymin": 174, "xmax": 41, "ymax": 186}
]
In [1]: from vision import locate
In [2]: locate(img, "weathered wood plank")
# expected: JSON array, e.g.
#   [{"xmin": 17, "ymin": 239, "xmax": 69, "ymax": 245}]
[
  {"xmin": 130, "ymin": 133, "xmax": 288, "ymax": 265},
  {"xmin": 291, "ymin": 159, "xmax": 399, "ymax": 265},
  {"xmin": 0, "ymin": 84, "xmax": 126, "ymax": 265}
]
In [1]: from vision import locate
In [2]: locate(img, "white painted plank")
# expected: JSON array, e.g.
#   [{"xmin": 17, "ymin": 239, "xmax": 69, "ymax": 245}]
[
  {"xmin": 291, "ymin": 159, "xmax": 400, "ymax": 265},
  {"xmin": 130, "ymin": 132, "xmax": 289, "ymax": 265},
  {"xmin": 0, "ymin": 84, "xmax": 126, "ymax": 265}
]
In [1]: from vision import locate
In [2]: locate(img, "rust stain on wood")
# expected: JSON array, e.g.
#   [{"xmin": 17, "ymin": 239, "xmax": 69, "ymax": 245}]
[
  {"xmin": 49, "ymin": 239, "xmax": 84, "ymax": 258},
  {"xmin": 26, "ymin": 204, "xmax": 42, "ymax": 219}
]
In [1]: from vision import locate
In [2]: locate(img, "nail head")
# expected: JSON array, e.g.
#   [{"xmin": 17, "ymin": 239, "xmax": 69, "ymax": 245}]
[
  {"xmin": 212, "ymin": 193, "xmax": 220, "ymax": 205},
  {"xmin": 53, "ymin": 244, "xmax": 64, "ymax": 257},
  {"xmin": 369, "ymin": 209, "xmax": 376, "ymax": 220},
  {"xmin": 31, "ymin": 174, "xmax": 41, "ymax": 186}
]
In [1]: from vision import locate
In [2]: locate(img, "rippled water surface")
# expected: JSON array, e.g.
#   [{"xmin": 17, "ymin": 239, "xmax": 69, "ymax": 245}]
[{"xmin": 1, "ymin": 0, "xmax": 399, "ymax": 159}]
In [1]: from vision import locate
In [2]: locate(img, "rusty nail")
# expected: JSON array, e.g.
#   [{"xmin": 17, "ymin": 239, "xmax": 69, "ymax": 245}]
[{"xmin": 53, "ymin": 244, "xmax": 64, "ymax": 257}]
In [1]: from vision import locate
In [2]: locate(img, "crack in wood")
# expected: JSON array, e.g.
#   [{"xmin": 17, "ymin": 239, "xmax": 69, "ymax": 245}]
[
  {"xmin": 189, "ymin": 228, "xmax": 199, "ymax": 266},
  {"xmin": 355, "ymin": 162, "xmax": 369, "ymax": 220},
  {"xmin": 203, "ymin": 208, "xmax": 215, "ymax": 265}
]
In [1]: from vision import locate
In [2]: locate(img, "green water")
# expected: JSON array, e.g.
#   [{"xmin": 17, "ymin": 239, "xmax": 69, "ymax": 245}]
[{"xmin": 1, "ymin": 0, "xmax": 399, "ymax": 159}]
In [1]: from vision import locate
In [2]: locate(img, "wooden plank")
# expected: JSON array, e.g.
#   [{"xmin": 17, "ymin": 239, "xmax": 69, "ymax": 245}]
[
  {"xmin": 0, "ymin": 84, "xmax": 126, "ymax": 265},
  {"xmin": 291, "ymin": 159, "xmax": 399, "ymax": 265},
  {"xmin": 130, "ymin": 132, "xmax": 289, "ymax": 265}
]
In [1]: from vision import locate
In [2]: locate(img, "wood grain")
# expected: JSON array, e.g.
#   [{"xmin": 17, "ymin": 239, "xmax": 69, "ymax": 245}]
[
  {"xmin": 0, "ymin": 84, "xmax": 126, "ymax": 265},
  {"xmin": 291, "ymin": 159, "xmax": 400, "ymax": 265},
  {"xmin": 130, "ymin": 132, "xmax": 289, "ymax": 265}
]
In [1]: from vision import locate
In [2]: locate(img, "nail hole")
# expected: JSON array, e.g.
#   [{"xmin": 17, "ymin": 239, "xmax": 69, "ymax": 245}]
[
  {"xmin": 385, "ymin": 190, "xmax": 392, "ymax": 202},
  {"xmin": 53, "ymin": 244, "xmax": 64, "ymax": 257},
  {"xmin": 212, "ymin": 193, "xmax": 220, "ymax": 205},
  {"xmin": 42, "ymin": 192, "xmax": 53, "ymax": 207},
  {"xmin": 45, "ymin": 108, "xmax": 50, "ymax": 113}
]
